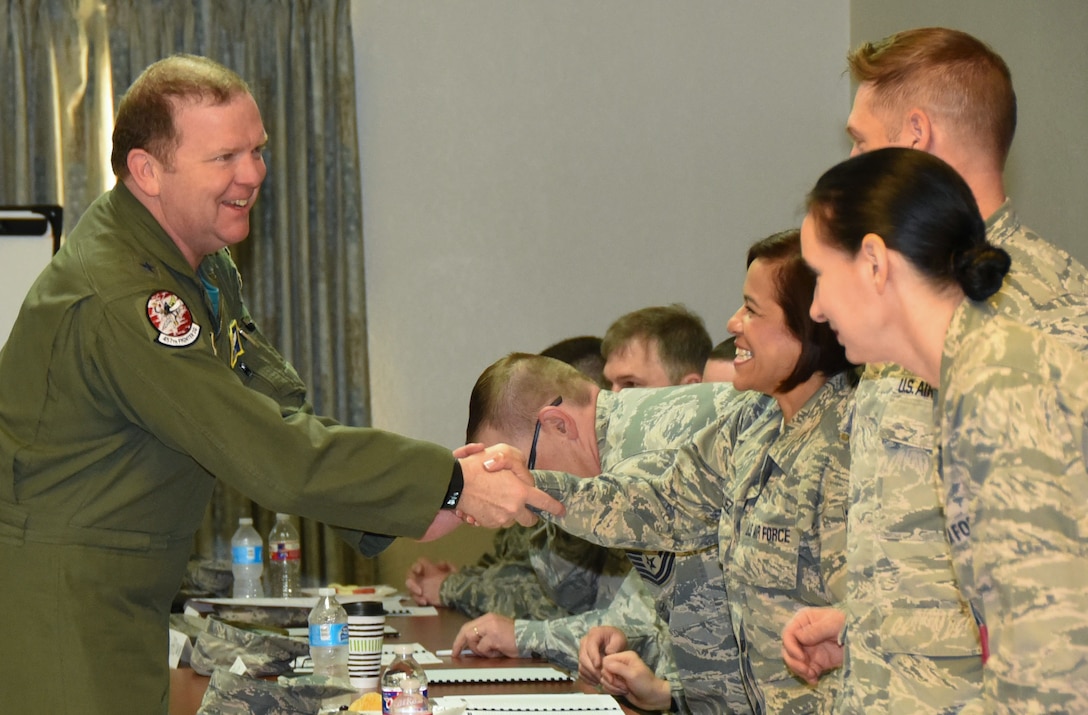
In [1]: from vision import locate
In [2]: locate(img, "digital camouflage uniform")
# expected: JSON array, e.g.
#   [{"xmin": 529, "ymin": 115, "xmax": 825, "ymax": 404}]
[
  {"xmin": 536, "ymin": 379, "xmax": 854, "ymax": 714},
  {"xmin": 0, "ymin": 184, "xmax": 458, "ymax": 714},
  {"xmin": 196, "ymin": 670, "xmax": 357, "ymax": 715},
  {"xmin": 438, "ymin": 522, "xmax": 629, "ymax": 620},
  {"xmin": 533, "ymin": 384, "xmax": 764, "ymax": 715},
  {"xmin": 515, "ymin": 567, "xmax": 672, "ymax": 676},
  {"xmin": 724, "ymin": 372, "xmax": 853, "ymax": 714},
  {"xmin": 939, "ymin": 299, "xmax": 1088, "ymax": 714},
  {"xmin": 837, "ymin": 201, "xmax": 1088, "ymax": 714}
]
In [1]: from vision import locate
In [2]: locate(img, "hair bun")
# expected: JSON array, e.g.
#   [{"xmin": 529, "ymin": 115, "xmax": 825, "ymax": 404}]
[{"xmin": 952, "ymin": 244, "xmax": 1011, "ymax": 300}]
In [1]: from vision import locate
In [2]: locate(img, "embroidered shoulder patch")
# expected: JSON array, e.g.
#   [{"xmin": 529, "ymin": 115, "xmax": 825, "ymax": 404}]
[
  {"xmin": 146, "ymin": 291, "xmax": 201, "ymax": 347},
  {"xmin": 626, "ymin": 551, "xmax": 675, "ymax": 587}
]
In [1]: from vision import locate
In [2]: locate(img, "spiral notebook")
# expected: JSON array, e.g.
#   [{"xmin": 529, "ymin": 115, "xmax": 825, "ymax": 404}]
[
  {"xmin": 432, "ymin": 694, "xmax": 623, "ymax": 714},
  {"xmin": 425, "ymin": 666, "xmax": 574, "ymax": 684}
]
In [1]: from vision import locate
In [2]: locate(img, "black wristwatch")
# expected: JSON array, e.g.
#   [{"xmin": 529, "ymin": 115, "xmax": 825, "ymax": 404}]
[{"xmin": 441, "ymin": 462, "xmax": 464, "ymax": 510}]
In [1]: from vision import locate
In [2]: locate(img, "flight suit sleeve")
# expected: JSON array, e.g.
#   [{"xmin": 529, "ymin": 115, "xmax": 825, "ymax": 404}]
[{"xmin": 89, "ymin": 288, "xmax": 454, "ymax": 539}]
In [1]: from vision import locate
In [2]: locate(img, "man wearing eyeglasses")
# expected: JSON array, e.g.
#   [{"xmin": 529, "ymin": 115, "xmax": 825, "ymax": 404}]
[{"xmin": 446, "ymin": 353, "xmax": 757, "ymax": 715}]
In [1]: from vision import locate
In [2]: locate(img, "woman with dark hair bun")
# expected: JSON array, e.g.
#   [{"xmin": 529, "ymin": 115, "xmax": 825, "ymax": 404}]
[{"xmin": 795, "ymin": 147, "xmax": 1088, "ymax": 711}]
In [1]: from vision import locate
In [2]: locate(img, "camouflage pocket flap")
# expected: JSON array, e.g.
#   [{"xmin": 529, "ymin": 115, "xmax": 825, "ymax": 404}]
[
  {"xmin": 879, "ymin": 607, "xmax": 982, "ymax": 657},
  {"xmin": 880, "ymin": 410, "xmax": 936, "ymax": 452}
]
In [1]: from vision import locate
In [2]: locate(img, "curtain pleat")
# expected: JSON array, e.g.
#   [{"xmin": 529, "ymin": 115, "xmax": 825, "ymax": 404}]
[
  {"xmin": 1, "ymin": 0, "xmax": 375, "ymax": 587},
  {"xmin": 1, "ymin": 0, "xmax": 113, "ymax": 217}
]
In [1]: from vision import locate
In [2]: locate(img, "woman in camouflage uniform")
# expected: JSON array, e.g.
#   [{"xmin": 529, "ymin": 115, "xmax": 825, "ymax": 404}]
[
  {"xmin": 799, "ymin": 147, "xmax": 1088, "ymax": 713},
  {"xmin": 522, "ymin": 229, "xmax": 857, "ymax": 714}
]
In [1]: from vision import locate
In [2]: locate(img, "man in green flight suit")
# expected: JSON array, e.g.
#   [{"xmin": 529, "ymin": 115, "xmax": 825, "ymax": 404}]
[{"xmin": 0, "ymin": 54, "xmax": 561, "ymax": 714}]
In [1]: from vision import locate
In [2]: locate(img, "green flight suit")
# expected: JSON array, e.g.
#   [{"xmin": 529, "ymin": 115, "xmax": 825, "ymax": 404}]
[{"xmin": 0, "ymin": 183, "xmax": 454, "ymax": 713}]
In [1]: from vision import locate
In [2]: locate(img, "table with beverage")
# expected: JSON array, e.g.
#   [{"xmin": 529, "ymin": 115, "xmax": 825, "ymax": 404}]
[{"xmin": 169, "ymin": 597, "xmax": 640, "ymax": 715}]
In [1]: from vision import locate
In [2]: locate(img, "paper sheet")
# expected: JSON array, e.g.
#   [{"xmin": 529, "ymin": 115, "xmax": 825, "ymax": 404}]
[
  {"xmin": 432, "ymin": 694, "xmax": 624, "ymax": 714},
  {"xmin": 425, "ymin": 667, "xmax": 574, "ymax": 684}
]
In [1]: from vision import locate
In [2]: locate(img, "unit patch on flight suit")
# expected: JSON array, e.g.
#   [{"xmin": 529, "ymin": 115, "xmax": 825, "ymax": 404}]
[{"xmin": 146, "ymin": 291, "xmax": 201, "ymax": 347}]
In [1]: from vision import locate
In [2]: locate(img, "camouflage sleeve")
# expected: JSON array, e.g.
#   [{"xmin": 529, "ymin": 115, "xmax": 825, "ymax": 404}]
[
  {"xmin": 528, "ymin": 523, "xmax": 632, "ymax": 613},
  {"xmin": 598, "ymin": 570, "xmax": 678, "ymax": 686},
  {"xmin": 438, "ymin": 526, "xmax": 571, "ymax": 619},
  {"xmin": 534, "ymin": 419, "xmax": 737, "ymax": 553},
  {"xmin": 513, "ymin": 569, "xmax": 679, "ymax": 686},
  {"xmin": 942, "ymin": 338, "xmax": 1088, "ymax": 713},
  {"xmin": 439, "ymin": 562, "xmax": 570, "ymax": 619}
]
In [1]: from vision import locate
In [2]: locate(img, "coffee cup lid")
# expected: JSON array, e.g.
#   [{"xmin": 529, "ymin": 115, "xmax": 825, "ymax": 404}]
[{"xmin": 343, "ymin": 600, "xmax": 385, "ymax": 616}]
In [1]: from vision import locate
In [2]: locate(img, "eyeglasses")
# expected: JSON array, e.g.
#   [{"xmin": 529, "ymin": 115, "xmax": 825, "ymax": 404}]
[{"xmin": 527, "ymin": 396, "xmax": 563, "ymax": 469}]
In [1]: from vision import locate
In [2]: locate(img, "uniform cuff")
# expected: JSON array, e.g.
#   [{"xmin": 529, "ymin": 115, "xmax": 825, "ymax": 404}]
[{"xmin": 441, "ymin": 462, "xmax": 464, "ymax": 510}]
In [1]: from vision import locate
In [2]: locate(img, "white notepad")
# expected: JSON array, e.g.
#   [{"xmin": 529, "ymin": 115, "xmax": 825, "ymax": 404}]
[
  {"xmin": 432, "ymin": 693, "xmax": 623, "ymax": 714},
  {"xmin": 425, "ymin": 667, "xmax": 575, "ymax": 684}
]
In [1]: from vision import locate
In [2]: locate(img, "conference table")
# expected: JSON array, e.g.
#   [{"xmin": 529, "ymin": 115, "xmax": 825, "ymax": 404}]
[{"xmin": 169, "ymin": 599, "xmax": 641, "ymax": 715}]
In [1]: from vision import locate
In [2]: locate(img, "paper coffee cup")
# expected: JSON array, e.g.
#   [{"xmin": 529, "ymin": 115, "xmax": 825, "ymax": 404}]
[{"xmin": 345, "ymin": 600, "xmax": 385, "ymax": 690}]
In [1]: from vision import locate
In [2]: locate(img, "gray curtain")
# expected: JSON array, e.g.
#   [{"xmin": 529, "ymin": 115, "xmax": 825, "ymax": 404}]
[
  {"xmin": 0, "ymin": 0, "xmax": 376, "ymax": 586},
  {"xmin": 0, "ymin": 0, "xmax": 114, "ymax": 217}
]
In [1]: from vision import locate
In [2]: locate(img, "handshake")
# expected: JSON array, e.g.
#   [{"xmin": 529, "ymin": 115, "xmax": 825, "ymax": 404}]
[{"xmin": 420, "ymin": 443, "xmax": 564, "ymax": 541}]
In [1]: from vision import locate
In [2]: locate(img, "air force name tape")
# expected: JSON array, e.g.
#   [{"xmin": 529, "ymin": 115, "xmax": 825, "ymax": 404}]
[{"xmin": 147, "ymin": 291, "xmax": 201, "ymax": 347}]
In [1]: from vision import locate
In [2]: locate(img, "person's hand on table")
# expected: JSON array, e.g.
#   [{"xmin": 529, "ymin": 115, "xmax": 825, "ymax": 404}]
[
  {"xmin": 781, "ymin": 606, "xmax": 846, "ymax": 684},
  {"xmin": 405, "ymin": 557, "xmax": 457, "ymax": 606},
  {"xmin": 455, "ymin": 446, "xmax": 563, "ymax": 528},
  {"xmin": 578, "ymin": 626, "xmax": 629, "ymax": 686},
  {"xmin": 452, "ymin": 613, "xmax": 518, "ymax": 658},
  {"xmin": 599, "ymin": 651, "xmax": 671, "ymax": 712}
]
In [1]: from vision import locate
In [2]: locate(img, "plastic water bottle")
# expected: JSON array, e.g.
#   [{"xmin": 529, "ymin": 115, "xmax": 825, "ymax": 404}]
[
  {"xmin": 381, "ymin": 644, "xmax": 429, "ymax": 715},
  {"xmin": 390, "ymin": 676, "xmax": 431, "ymax": 715},
  {"xmin": 309, "ymin": 587, "xmax": 350, "ymax": 679},
  {"xmin": 231, "ymin": 517, "xmax": 264, "ymax": 598},
  {"xmin": 268, "ymin": 513, "xmax": 302, "ymax": 598},
  {"xmin": 309, "ymin": 587, "xmax": 351, "ymax": 711}
]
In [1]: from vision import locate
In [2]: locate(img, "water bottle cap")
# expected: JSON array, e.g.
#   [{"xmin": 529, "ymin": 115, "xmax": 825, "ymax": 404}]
[
  {"xmin": 317, "ymin": 587, "xmax": 336, "ymax": 596},
  {"xmin": 238, "ymin": 517, "xmax": 253, "ymax": 525},
  {"xmin": 275, "ymin": 513, "xmax": 291, "ymax": 520},
  {"xmin": 393, "ymin": 643, "xmax": 415, "ymax": 655}
]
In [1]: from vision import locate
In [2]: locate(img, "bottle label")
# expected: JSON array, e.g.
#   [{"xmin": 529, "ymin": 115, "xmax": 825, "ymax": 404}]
[
  {"xmin": 309, "ymin": 622, "xmax": 348, "ymax": 647},
  {"xmin": 382, "ymin": 685, "xmax": 429, "ymax": 715},
  {"xmin": 270, "ymin": 540, "xmax": 302, "ymax": 562},
  {"xmin": 232, "ymin": 544, "xmax": 262, "ymax": 565},
  {"xmin": 381, "ymin": 686, "xmax": 400, "ymax": 715}
]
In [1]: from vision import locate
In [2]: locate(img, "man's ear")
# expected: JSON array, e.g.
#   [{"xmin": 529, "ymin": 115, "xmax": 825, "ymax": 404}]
[
  {"xmin": 905, "ymin": 107, "xmax": 934, "ymax": 152},
  {"xmin": 859, "ymin": 233, "xmax": 890, "ymax": 294},
  {"xmin": 539, "ymin": 404, "xmax": 578, "ymax": 441},
  {"xmin": 678, "ymin": 373, "xmax": 703, "ymax": 385},
  {"xmin": 126, "ymin": 148, "xmax": 163, "ymax": 197}
]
